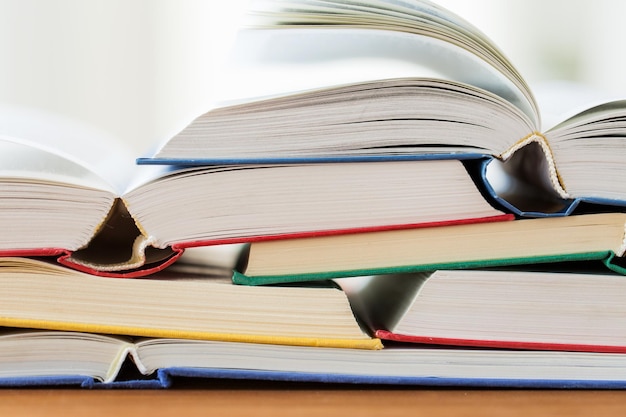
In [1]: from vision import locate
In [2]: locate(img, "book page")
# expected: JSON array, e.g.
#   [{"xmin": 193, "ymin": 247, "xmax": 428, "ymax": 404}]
[
  {"xmin": 0, "ymin": 330, "xmax": 133, "ymax": 383},
  {"xmin": 336, "ymin": 273, "xmax": 429, "ymax": 332},
  {"xmin": 533, "ymin": 81, "xmax": 626, "ymax": 131},
  {"xmin": 215, "ymin": 28, "xmax": 537, "ymax": 127},
  {"xmin": 0, "ymin": 137, "xmax": 117, "ymax": 194},
  {"xmin": 0, "ymin": 102, "xmax": 136, "ymax": 194}
]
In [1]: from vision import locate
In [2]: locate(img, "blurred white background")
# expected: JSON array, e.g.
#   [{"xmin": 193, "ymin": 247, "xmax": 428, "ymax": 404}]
[{"xmin": 1, "ymin": 0, "xmax": 625, "ymax": 155}]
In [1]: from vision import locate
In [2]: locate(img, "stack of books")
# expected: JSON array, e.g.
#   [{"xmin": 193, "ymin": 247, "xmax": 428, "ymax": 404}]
[{"xmin": 1, "ymin": 0, "xmax": 626, "ymax": 388}]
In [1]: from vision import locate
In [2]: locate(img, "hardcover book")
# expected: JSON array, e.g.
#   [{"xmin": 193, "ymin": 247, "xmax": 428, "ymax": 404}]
[
  {"xmin": 0, "ymin": 126, "xmax": 508, "ymax": 277},
  {"xmin": 338, "ymin": 269, "xmax": 626, "ymax": 353},
  {"xmin": 233, "ymin": 212, "xmax": 626, "ymax": 285},
  {"xmin": 139, "ymin": 0, "xmax": 626, "ymax": 216},
  {"xmin": 2, "ymin": 330, "xmax": 626, "ymax": 388},
  {"xmin": 0, "ymin": 257, "xmax": 379, "ymax": 349}
]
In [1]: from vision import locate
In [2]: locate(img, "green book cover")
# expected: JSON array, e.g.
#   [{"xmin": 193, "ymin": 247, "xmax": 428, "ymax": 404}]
[{"xmin": 233, "ymin": 251, "xmax": 624, "ymax": 286}]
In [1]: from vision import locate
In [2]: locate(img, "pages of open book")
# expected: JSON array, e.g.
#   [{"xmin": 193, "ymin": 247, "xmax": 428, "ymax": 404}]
[
  {"xmin": 533, "ymin": 80, "xmax": 626, "ymax": 131},
  {"xmin": 240, "ymin": 0, "xmax": 535, "ymax": 111},
  {"xmin": 0, "ymin": 102, "xmax": 171, "ymax": 195},
  {"xmin": 212, "ymin": 27, "xmax": 538, "ymax": 129}
]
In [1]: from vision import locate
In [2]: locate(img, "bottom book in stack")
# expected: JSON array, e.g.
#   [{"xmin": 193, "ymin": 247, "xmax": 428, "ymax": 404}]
[
  {"xmin": 1, "ymin": 255, "xmax": 626, "ymax": 388},
  {"xmin": 1, "ymin": 330, "xmax": 626, "ymax": 388}
]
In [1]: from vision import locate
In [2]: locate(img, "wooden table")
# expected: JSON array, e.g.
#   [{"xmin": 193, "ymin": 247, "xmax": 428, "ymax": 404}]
[{"xmin": 2, "ymin": 382, "xmax": 626, "ymax": 417}]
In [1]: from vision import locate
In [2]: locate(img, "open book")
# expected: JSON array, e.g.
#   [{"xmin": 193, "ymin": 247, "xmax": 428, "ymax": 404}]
[
  {"xmin": 0, "ymin": 118, "xmax": 509, "ymax": 276},
  {"xmin": 338, "ymin": 269, "xmax": 626, "ymax": 353},
  {"xmin": 139, "ymin": 0, "xmax": 626, "ymax": 216},
  {"xmin": 0, "ymin": 257, "xmax": 379, "ymax": 349},
  {"xmin": 3, "ymin": 329, "xmax": 626, "ymax": 388},
  {"xmin": 233, "ymin": 212, "xmax": 626, "ymax": 285}
]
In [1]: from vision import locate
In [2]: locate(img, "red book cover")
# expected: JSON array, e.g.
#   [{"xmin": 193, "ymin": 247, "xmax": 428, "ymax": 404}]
[{"xmin": 375, "ymin": 330, "xmax": 626, "ymax": 354}]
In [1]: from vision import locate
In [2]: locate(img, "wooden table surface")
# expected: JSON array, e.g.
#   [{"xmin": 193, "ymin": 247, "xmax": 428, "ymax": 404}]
[{"xmin": 2, "ymin": 382, "xmax": 626, "ymax": 417}]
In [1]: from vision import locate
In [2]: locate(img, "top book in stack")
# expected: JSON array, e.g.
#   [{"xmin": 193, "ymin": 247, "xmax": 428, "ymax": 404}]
[{"xmin": 140, "ymin": 0, "xmax": 626, "ymax": 216}]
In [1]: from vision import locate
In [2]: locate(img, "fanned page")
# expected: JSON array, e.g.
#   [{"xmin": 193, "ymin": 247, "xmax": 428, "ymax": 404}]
[
  {"xmin": 233, "ymin": 0, "xmax": 537, "ymax": 120},
  {"xmin": 0, "ymin": 138, "xmax": 115, "ymax": 194},
  {"xmin": 533, "ymin": 81, "xmax": 626, "ymax": 131},
  {"xmin": 143, "ymin": 0, "xmax": 541, "ymax": 163},
  {"xmin": 215, "ymin": 28, "xmax": 534, "ymax": 120},
  {"xmin": 144, "ymin": 78, "xmax": 534, "ymax": 163},
  {"xmin": 0, "ymin": 102, "xmax": 136, "ymax": 194},
  {"xmin": 142, "ymin": 0, "xmax": 626, "ymax": 214}
]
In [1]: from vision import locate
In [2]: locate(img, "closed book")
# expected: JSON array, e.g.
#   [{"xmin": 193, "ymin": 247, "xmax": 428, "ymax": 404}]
[{"xmin": 233, "ymin": 212, "xmax": 626, "ymax": 285}]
